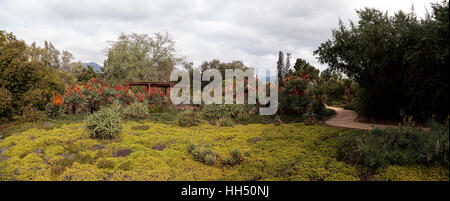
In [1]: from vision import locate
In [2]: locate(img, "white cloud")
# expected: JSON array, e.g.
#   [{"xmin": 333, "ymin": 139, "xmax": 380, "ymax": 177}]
[{"xmin": 0, "ymin": 0, "xmax": 437, "ymax": 71}]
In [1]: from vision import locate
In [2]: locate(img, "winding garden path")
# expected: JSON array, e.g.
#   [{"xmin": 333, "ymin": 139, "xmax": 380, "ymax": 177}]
[{"xmin": 324, "ymin": 105, "xmax": 394, "ymax": 130}]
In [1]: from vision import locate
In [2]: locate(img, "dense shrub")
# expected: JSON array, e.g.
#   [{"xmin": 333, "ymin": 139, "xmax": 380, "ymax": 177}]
[
  {"xmin": 122, "ymin": 102, "xmax": 149, "ymax": 119},
  {"xmin": 338, "ymin": 121, "xmax": 449, "ymax": 170},
  {"xmin": 1, "ymin": 32, "xmax": 67, "ymax": 120},
  {"xmin": 13, "ymin": 105, "xmax": 42, "ymax": 123},
  {"xmin": 82, "ymin": 79, "xmax": 104, "ymax": 113},
  {"xmin": 315, "ymin": 2, "xmax": 449, "ymax": 119},
  {"xmin": 84, "ymin": 106, "xmax": 122, "ymax": 139},
  {"xmin": 21, "ymin": 88, "xmax": 48, "ymax": 110},
  {"xmin": 312, "ymin": 69, "xmax": 358, "ymax": 105},
  {"xmin": 201, "ymin": 104, "xmax": 251, "ymax": 120},
  {"xmin": 176, "ymin": 110, "xmax": 200, "ymax": 127},
  {"xmin": 311, "ymin": 99, "xmax": 325, "ymax": 114},
  {"xmin": 0, "ymin": 87, "xmax": 13, "ymax": 118},
  {"xmin": 279, "ymin": 75, "xmax": 312, "ymax": 115}
]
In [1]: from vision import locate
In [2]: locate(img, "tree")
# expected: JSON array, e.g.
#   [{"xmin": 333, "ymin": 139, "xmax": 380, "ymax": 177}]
[
  {"xmin": 284, "ymin": 53, "xmax": 291, "ymax": 78},
  {"xmin": 0, "ymin": 31, "xmax": 47, "ymax": 117},
  {"xmin": 199, "ymin": 59, "xmax": 250, "ymax": 79},
  {"xmin": 103, "ymin": 32, "xmax": 181, "ymax": 85},
  {"xmin": 61, "ymin": 50, "xmax": 74, "ymax": 72},
  {"xmin": 314, "ymin": 1, "xmax": 449, "ymax": 119},
  {"xmin": 293, "ymin": 58, "xmax": 320, "ymax": 80},
  {"xmin": 44, "ymin": 41, "xmax": 61, "ymax": 69},
  {"xmin": 71, "ymin": 62, "xmax": 97, "ymax": 82},
  {"xmin": 276, "ymin": 51, "xmax": 284, "ymax": 85}
]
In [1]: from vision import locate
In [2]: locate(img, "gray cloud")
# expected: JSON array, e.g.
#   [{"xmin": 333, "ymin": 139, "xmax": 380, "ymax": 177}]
[{"xmin": 0, "ymin": 0, "xmax": 436, "ymax": 72}]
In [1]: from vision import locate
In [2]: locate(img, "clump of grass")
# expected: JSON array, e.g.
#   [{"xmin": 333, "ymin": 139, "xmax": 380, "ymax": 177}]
[
  {"xmin": 96, "ymin": 158, "xmax": 115, "ymax": 169},
  {"xmin": 122, "ymin": 102, "xmax": 150, "ymax": 119},
  {"xmin": 187, "ymin": 143, "xmax": 244, "ymax": 167},
  {"xmin": 118, "ymin": 161, "xmax": 132, "ymax": 171},
  {"xmin": 50, "ymin": 158, "xmax": 75, "ymax": 177},
  {"xmin": 235, "ymin": 112, "xmax": 251, "ymax": 124},
  {"xmin": 176, "ymin": 110, "xmax": 200, "ymax": 127},
  {"xmin": 217, "ymin": 117, "xmax": 235, "ymax": 127},
  {"xmin": 273, "ymin": 115, "xmax": 282, "ymax": 126},
  {"xmin": 303, "ymin": 112, "xmax": 318, "ymax": 125}
]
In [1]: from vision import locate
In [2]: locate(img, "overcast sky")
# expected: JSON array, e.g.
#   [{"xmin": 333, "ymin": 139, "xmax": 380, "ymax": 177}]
[{"xmin": 0, "ymin": 0, "xmax": 438, "ymax": 73}]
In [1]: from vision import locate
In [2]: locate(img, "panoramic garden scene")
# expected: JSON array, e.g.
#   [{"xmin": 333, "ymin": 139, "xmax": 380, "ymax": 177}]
[{"xmin": 0, "ymin": 1, "xmax": 448, "ymax": 181}]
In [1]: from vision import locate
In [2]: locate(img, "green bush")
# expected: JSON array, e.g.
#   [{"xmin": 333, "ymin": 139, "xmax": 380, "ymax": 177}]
[
  {"xmin": 338, "ymin": 121, "xmax": 449, "ymax": 170},
  {"xmin": 217, "ymin": 117, "xmax": 235, "ymax": 127},
  {"xmin": 84, "ymin": 106, "xmax": 122, "ymax": 139},
  {"xmin": 13, "ymin": 105, "xmax": 42, "ymax": 123},
  {"xmin": 311, "ymin": 99, "xmax": 325, "ymax": 114},
  {"xmin": 279, "ymin": 77, "xmax": 311, "ymax": 115},
  {"xmin": 176, "ymin": 110, "xmax": 200, "ymax": 127},
  {"xmin": 0, "ymin": 87, "xmax": 13, "ymax": 117},
  {"xmin": 201, "ymin": 104, "xmax": 251, "ymax": 120},
  {"xmin": 123, "ymin": 102, "xmax": 149, "ymax": 119},
  {"xmin": 45, "ymin": 102, "xmax": 65, "ymax": 118},
  {"xmin": 21, "ymin": 88, "xmax": 48, "ymax": 110}
]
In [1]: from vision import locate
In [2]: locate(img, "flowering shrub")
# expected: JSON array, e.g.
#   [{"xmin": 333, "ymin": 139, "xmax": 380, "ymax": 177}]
[
  {"xmin": 49, "ymin": 78, "xmax": 169, "ymax": 116},
  {"xmin": 279, "ymin": 74, "xmax": 311, "ymax": 114},
  {"xmin": 64, "ymin": 85, "xmax": 86, "ymax": 114},
  {"xmin": 279, "ymin": 72, "xmax": 326, "ymax": 115},
  {"xmin": 114, "ymin": 85, "xmax": 135, "ymax": 105},
  {"xmin": 82, "ymin": 78, "xmax": 106, "ymax": 113},
  {"xmin": 45, "ymin": 92, "xmax": 65, "ymax": 118}
]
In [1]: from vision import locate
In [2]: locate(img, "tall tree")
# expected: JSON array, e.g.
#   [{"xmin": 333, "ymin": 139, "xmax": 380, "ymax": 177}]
[
  {"xmin": 314, "ymin": 1, "xmax": 449, "ymax": 119},
  {"xmin": 285, "ymin": 53, "xmax": 291, "ymax": 77},
  {"xmin": 293, "ymin": 58, "xmax": 320, "ymax": 80},
  {"xmin": 276, "ymin": 51, "xmax": 284, "ymax": 85},
  {"xmin": 103, "ymin": 32, "xmax": 181, "ymax": 85},
  {"xmin": 199, "ymin": 59, "xmax": 249, "ymax": 78},
  {"xmin": 61, "ymin": 50, "xmax": 74, "ymax": 72}
]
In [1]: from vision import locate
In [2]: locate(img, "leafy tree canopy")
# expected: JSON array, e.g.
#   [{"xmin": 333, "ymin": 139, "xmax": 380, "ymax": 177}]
[
  {"xmin": 103, "ymin": 32, "xmax": 182, "ymax": 85},
  {"xmin": 314, "ymin": 1, "xmax": 449, "ymax": 119}
]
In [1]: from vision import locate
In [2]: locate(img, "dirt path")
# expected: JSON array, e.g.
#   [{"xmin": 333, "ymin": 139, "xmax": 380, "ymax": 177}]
[{"xmin": 324, "ymin": 105, "xmax": 395, "ymax": 130}]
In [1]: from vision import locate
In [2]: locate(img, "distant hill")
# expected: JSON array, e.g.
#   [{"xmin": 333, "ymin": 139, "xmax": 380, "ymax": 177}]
[{"xmin": 82, "ymin": 62, "xmax": 102, "ymax": 72}]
